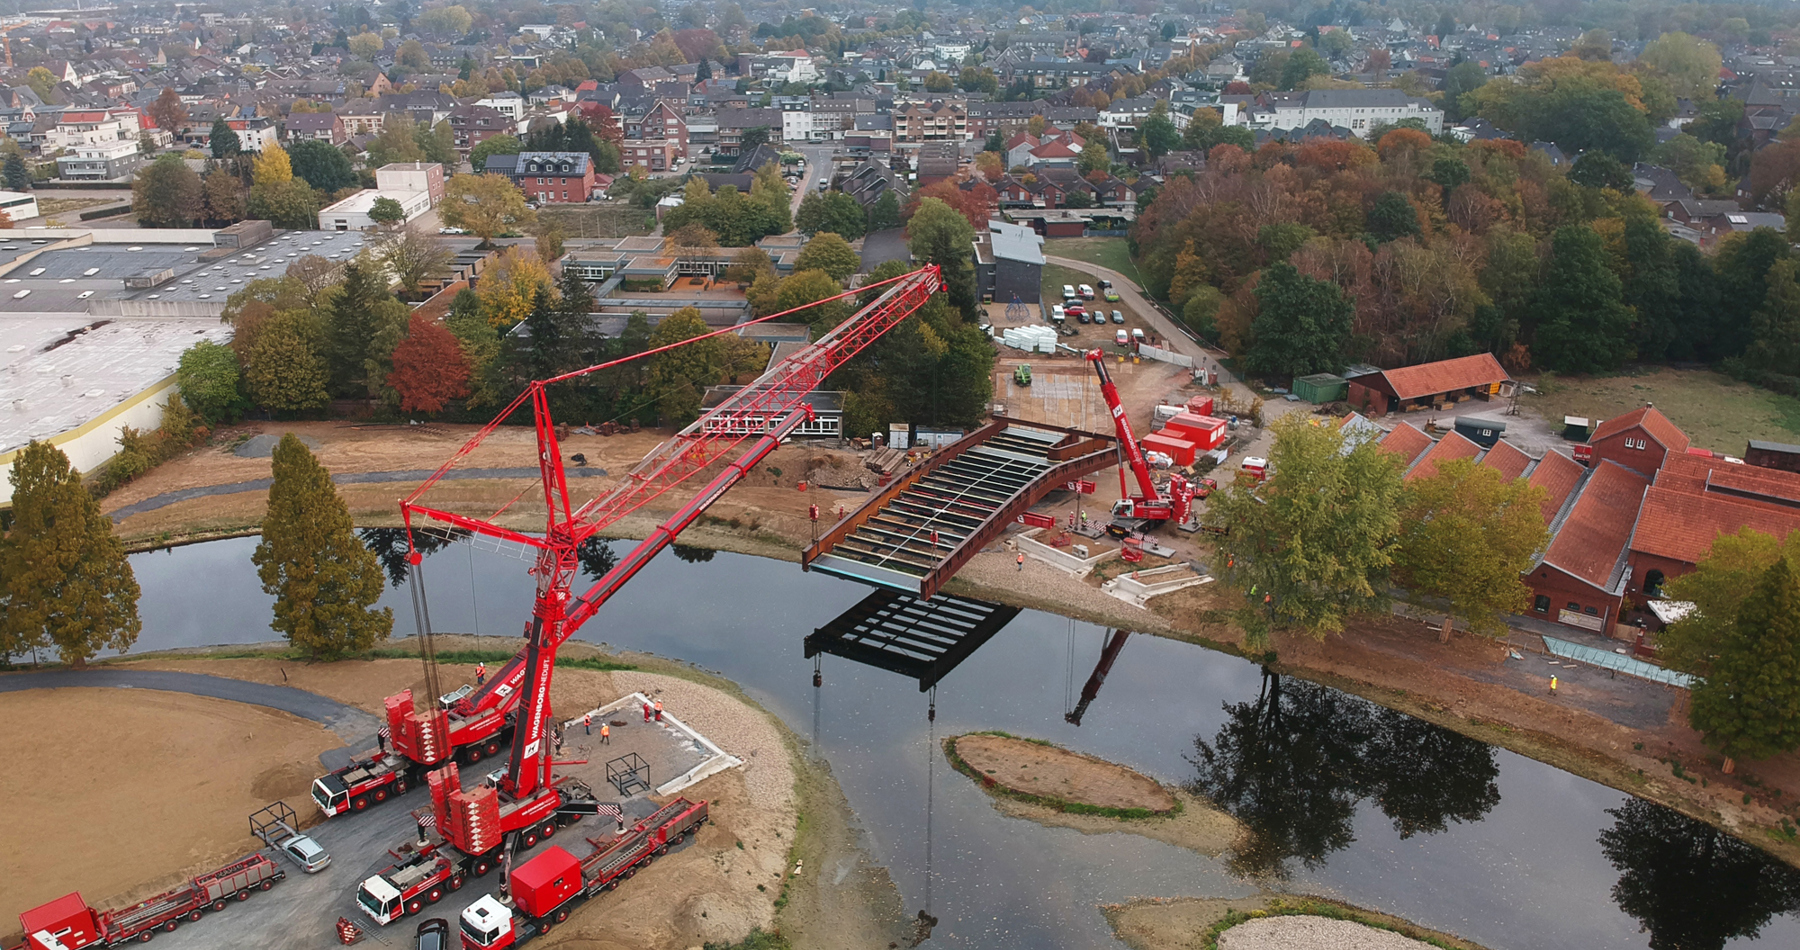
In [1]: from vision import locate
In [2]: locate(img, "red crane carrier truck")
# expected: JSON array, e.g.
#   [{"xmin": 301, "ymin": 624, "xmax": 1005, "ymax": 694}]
[{"xmin": 12, "ymin": 853, "xmax": 283, "ymax": 949}]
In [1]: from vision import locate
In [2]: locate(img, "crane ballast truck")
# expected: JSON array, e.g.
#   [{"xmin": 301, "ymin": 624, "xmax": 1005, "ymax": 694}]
[{"xmin": 457, "ymin": 799, "xmax": 710, "ymax": 948}]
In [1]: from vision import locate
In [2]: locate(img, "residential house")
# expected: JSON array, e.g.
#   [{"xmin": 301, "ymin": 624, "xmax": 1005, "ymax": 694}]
[
  {"xmin": 284, "ymin": 111, "xmax": 346, "ymax": 145},
  {"xmin": 447, "ymin": 103, "xmax": 510, "ymax": 152},
  {"xmin": 485, "ymin": 151, "xmax": 598, "ymax": 203},
  {"xmin": 894, "ymin": 100, "xmax": 967, "ymax": 143}
]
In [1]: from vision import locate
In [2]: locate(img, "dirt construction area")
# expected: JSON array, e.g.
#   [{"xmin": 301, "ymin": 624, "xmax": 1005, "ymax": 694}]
[
  {"xmin": 0, "ymin": 688, "xmax": 341, "ymax": 928},
  {"xmin": 0, "ymin": 650, "xmax": 837, "ymax": 950}
]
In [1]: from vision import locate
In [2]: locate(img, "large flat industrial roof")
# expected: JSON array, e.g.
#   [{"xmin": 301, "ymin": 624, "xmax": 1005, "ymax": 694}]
[{"xmin": 0, "ymin": 230, "xmax": 372, "ymax": 307}]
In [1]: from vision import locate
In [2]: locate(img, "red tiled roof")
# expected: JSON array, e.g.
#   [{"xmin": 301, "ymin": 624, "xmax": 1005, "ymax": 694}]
[
  {"xmin": 1406, "ymin": 430, "xmax": 1483, "ymax": 481},
  {"xmin": 1543, "ymin": 461, "xmax": 1650, "ymax": 590},
  {"xmin": 1378, "ymin": 353, "xmax": 1510, "ymax": 400},
  {"xmin": 1528, "ymin": 451, "xmax": 1585, "ymax": 524},
  {"xmin": 1591, "ymin": 407, "xmax": 1690, "ymax": 454},
  {"xmin": 1030, "ymin": 140, "xmax": 1079, "ymax": 158},
  {"xmin": 1631, "ymin": 486, "xmax": 1800, "ymax": 565},
  {"xmin": 1379, "ymin": 423, "xmax": 1433, "ymax": 469},
  {"xmin": 1479, "ymin": 440, "xmax": 1531, "ymax": 482},
  {"xmin": 1707, "ymin": 465, "xmax": 1800, "ymax": 507}
]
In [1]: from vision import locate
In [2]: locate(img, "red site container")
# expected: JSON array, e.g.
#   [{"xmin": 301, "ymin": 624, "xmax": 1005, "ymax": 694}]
[
  {"xmin": 1142, "ymin": 432, "xmax": 1198, "ymax": 466},
  {"xmin": 1167, "ymin": 413, "xmax": 1226, "ymax": 451}
]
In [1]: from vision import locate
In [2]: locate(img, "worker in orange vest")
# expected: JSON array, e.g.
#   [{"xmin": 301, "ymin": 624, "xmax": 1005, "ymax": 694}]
[
  {"xmin": 654, "ymin": 700, "xmax": 664, "ymax": 722},
  {"xmin": 584, "ymin": 712, "xmax": 592, "ymax": 735},
  {"xmin": 1016, "ymin": 552, "xmax": 1025, "ymax": 571},
  {"xmin": 475, "ymin": 662, "xmax": 486, "ymax": 685},
  {"xmin": 600, "ymin": 723, "xmax": 610, "ymax": 744}
]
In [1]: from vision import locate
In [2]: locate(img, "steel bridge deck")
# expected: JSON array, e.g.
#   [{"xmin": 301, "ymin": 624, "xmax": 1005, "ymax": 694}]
[
  {"xmin": 804, "ymin": 589, "xmax": 1023, "ymax": 690},
  {"xmin": 803, "ymin": 420, "xmax": 1116, "ymax": 599}
]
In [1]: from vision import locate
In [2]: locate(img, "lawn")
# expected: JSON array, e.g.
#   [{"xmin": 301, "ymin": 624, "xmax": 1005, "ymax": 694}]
[
  {"xmin": 1044, "ymin": 237, "xmax": 1145, "ymax": 288},
  {"xmin": 536, "ymin": 201, "xmax": 655, "ymax": 238},
  {"xmin": 1526, "ymin": 366, "xmax": 1800, "ymax": 454}
]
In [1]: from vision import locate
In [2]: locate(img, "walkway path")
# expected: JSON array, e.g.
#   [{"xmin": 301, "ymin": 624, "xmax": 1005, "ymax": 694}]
[
  {"xmin": 108, "ymin": 465, "xmax": 612, "ymax": 523},
  {"xmin": 0, "ymin": 668, "xmax": 381, "ymax": 748}
]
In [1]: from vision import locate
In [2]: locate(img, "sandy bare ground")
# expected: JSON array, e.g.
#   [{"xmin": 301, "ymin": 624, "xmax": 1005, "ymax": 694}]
[
  {"xmin": 1104, "ymin": 897, "xmax": 1490, "ymax": 950},
  {"xmin": 954, "ymin": 734, "xmax": 1176, "ymax": 811},
  {"xmin": 991, "ymin": 790, "xmax": 1240, "ymax": 857},
  {"xmin": 0, "ymin": 688, "xmax": 341, "ymax": 926},
  {"xmin": 1219, "ymin": 916, "xmax": 1434, "ymax": 950}
]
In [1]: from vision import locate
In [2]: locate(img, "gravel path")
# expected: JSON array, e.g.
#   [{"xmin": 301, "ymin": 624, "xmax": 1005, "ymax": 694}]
[
  {"xmin": 1218, "ymin": 916, "xmax": 1434, "ymax": 950},
  {"xmin": 108, "ymin": 466, "xmax": 611, "ymax": 522}
]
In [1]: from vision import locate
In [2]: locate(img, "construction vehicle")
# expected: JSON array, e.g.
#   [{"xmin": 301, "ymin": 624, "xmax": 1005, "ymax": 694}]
[
  {"xmin": 1013, "ymin": 364, "xmax": 1032, "ymax": 387},
  {"xmin": 363, "ymin": 267, "xmax": 942, "ymax": 892},
  {"xmin": 249, "ymin": 802, "xmax": 330, "ymax": 872},
  {"xmin": 1085, "ymin": 350, "xmax": 1193, "ymax": 536},
  {"xmin": 14, "ymin": 854, "xmax": 283, "ymax": 949},
  {"xmin": 311, "ymin": 746, "xmax": 432, "ymax": 817},
  {"xmin": 456, "ymin": 799, "xmax": 710, "ymax": 948}
]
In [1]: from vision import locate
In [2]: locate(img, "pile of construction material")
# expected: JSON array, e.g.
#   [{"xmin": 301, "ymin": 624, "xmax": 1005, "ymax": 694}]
[{"xmin": 1001, "ymin": 325, "xmax": 1058, "ymax": 354}]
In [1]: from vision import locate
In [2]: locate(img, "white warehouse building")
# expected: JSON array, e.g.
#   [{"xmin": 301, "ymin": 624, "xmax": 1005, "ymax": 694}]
[{"xmin": 1253, "ymin": 89, "xmax": 1444, "ymax": 138}]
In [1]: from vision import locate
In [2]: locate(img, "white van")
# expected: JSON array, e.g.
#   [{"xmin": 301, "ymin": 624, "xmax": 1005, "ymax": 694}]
[
  {"xmin": 1078, "ymin": 283, "xmax": 1095, "ymax": 300},
  {"xmin": 1051, "ymin": 304, "xmax": 1066, "ymax": 322},
  {"xmin": 1131, "ymin": 328, "xmax": 1145, "ymax": 342},
  {"xmin": 1115, "ymin": 328, "xmax": 1129, "ymax": 346},
  {"xmin": 1062, "ymin": 284, "xmax": 1077, "ymax": 300}
]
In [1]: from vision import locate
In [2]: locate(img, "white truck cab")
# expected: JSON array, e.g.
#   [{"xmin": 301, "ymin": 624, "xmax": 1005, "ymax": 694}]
[
  {"xmin": 357, "ymin": 876, "xmax": 404, "ymax": 926},
  {"xmin": 459, "ymin": 895, "xmax": 514, "ymax": 948}
]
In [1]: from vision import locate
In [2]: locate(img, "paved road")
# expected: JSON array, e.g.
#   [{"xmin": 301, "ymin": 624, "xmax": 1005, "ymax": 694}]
[
  {"xmin": 0, "ymin": 668, "xmax": 380, "ymax": 749},
  {"xmin": 109, "ymin": 466, "xmax": 612, "ymax": 523},
  {"xmin": 791, "ymin": 143, "xmax": 834, "ymax": 219}
]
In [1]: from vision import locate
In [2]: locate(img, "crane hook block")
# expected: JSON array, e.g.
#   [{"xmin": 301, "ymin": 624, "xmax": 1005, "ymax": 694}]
[
  {"xmin": 408, "ymin": 550, "xmax": 423, "ymax": 566},
  {"xmin": 809, "ymin": 504, "xmax": 819, "ymax": 521}
]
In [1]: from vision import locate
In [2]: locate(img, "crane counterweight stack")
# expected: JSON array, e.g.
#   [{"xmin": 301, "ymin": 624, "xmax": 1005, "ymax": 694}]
[
  {"xmin": 332, "ymin": 265, "xmax": 943, "ymax": 867},
  {"xmin": 1085, "ymin": 350, "xmax": 1193, "ymax": 531}
]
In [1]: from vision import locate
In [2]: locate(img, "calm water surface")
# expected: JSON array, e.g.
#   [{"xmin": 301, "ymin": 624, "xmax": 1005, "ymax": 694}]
[{"xmin": 127, "ymin": 536, "xmax": 1800, "ymax": 950}]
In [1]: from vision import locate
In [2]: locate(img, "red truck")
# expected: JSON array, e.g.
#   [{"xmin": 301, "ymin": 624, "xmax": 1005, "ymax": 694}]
[
  {"xmin": 312, "ymin": 750, "xmax": 426, "ymax": 817},
  {"xmin": 356, "ymin": 842, "xmax": 482, "ymax": 927},
  {"xmin": 457, "ymin": 799, "xmax": 709, "ymax": 948},
  {"xmin": 13, "ymin": 853, "xmax": 283, "ymax": 949}
]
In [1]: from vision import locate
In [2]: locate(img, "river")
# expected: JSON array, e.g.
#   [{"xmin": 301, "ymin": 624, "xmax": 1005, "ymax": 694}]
[{"xmin": 126, "ymin": 535, "xmax": 1800, "ymax": 950}]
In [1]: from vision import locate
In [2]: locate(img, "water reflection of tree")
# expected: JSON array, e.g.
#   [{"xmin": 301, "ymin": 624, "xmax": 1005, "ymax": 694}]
[
  {"xmin": 671, "ymin": 544, "xmax": 714, "ymax": 563},
  {"xmin": 1600, "ymin": 798, "xmax": 1800, "ymax": 950},
  {"xmin": 1187, "ymin": 668, "xmax": 1500, "ymax": 879},
  {"xmin": 358, "ymin": 527, "xmax": 460, "ymax": 587},
  {"xmin": 577, "ymin": 537, "xmax": 617, "ymax": 580}
]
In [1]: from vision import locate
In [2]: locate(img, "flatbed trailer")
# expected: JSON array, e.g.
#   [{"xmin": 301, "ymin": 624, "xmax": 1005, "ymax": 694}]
[
  {"xmin": 457, "ymin": 799, "xmax": 710, "ymax": 948},
  {"xmin": 12, "ymin": 854, "xmax": 283, "ymax": 949}
]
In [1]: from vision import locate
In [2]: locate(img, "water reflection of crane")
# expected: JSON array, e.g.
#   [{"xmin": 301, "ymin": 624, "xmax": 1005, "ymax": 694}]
[{"xmin": 1065, "ymin": 629, "xmax": 1131, "ymax": 726}]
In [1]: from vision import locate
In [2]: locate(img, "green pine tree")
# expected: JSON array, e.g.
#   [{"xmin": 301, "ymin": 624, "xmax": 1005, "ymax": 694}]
[
  {"xmin": 3, "ymin": 153, "xmax": 31, "ymax": 191},
  {"xmin": 1689, "ymin": 555, "xmax": 1800, "ymax": 771},
  {"xmin": 0, "ymin": 441, "xmax": 141, "ymax": 667},
  {"xmin": 210, "ymin": 116, "xmax": 242, "ymax": 158},
  {"xmin": 1531, "ymin": 225, "xmax": 1636, "ymax": 374},
  {"xmin": 253, "ymin": 434, "xmax": 392, "ymax": 659}
]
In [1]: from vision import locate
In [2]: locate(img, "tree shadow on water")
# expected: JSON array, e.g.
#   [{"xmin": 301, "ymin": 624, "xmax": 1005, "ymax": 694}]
[{"xmin": 1186, "ymin": 667, "xmax": 1500, "ymax": 880}]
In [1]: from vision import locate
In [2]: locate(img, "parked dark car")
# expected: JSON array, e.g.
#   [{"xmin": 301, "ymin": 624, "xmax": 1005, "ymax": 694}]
[{"xmin": 417, "ymin": 918, "xmax": 451, "ymax": 950}]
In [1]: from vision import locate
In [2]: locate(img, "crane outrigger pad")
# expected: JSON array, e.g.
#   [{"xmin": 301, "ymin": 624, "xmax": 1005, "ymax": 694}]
[
  {"xmin": 803, "ymin": 420, "xmax": 1115, "ymax": 599},
  {"xmin": 805, "ymin": 589, "xmax": 1022, "ymax": 690}
]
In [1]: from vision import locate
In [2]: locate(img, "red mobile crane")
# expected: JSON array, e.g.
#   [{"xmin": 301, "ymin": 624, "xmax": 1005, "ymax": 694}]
[
  {"xmin": 372, "ymin": 266, "xmax": 942, "ymax": 870},
  {"xmin": 1085, "ymin": 350, "xmax": 1194, "ymax": 532}
]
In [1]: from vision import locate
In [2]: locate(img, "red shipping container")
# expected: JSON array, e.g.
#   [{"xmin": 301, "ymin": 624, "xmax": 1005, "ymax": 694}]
[
  {"xmin": 1167, "ymin": 413, "xmax": 1227, "ymax": 450},
  {"xmin": 1186, "ymin": 395, "xmax": 1214, "ymax": 418},
  {"xmin": 1142, "ymin": 432, "xmax": 1198, "ymax": 466},
  {"xmin": 511, "ymin": 846, "xmax": 583, "ymax": 918}
]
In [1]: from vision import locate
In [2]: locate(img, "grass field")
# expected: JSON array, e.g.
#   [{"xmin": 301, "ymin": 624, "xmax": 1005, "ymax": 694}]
[
  {"xmin": 1044, "ymin": 237, "xmax": 1145, "ymax": 288},
  {"xmin": 1041, "ymin": 263, "xmax": 1094, "ymax": 308},
  {"xmin": 1527, "ymin": 367, "xmax": 1800, "ymax": 454},
  {"xmin": 537, "ymin": 201, "xmax": 655, "ymax": 238}
]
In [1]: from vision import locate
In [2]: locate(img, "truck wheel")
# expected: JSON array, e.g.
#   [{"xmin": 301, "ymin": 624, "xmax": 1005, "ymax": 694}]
[
  {"xmin": 137, "ymin": 931, "xmax": 153, "ymax": 943},
  {"xmin": 657, "ymin": 844, "xmax": 668, "ymax": 855},
  {"xmin": 554, "ymin": 909, "xmax": 569, "ymax": 924},
  {"xmin": 212, "ymin": 899, "xmax": 227, "ymax": 912},
  {"xmin": 260, "ymin": 880, "xmax": 274, "ymax": 891},
  {"xmin": 188, "ymin": 910, "xmax": 203, "ymax": 922},
  {"xmin": 236, "ymin": 889, "xmax": 250, "ymax": 901},
  {"xmin": 474, "ymin": 859, "xmax": 492, "ymax": 877},
  {"xmin": 164, "ymin": 920, "xmax": 179, "ymax": 932},
  {"xmin": 523, "ymin": 830, "xmax": 540, "ymax": 848},
  {"xmin": 374, "ymin": 788, "xmax": 388, "ymax": 803},
  {"xmin": 449, "ymin": 874, "xmax": 465, "ymax": 891},
  {"xmin": 394, "ymin": 778, "xmax": 408, "ymax": 794},
  {"xmin": 484, "ymin": 740, "xmax": 501, "ymax": 756},
  {"xmin": 351, "ymin": 795, "xmax": 368, "ymax": 811},
  {"xmin": 540, "ymin": 821, "xmax": 556, "ymax": 840},
  {"xmin": 406, "ymin": 899, "xmax": 424, "ymax": 916},
  {"xmin": 465, "ymin": 746, "xmax": 484, "ymax": 764}
]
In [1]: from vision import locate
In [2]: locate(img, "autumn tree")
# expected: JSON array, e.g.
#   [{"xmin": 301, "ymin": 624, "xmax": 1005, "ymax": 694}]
[
  {"xmin": 1205, "ymin": 414, "xmax": 1405, "ymax": 644},
  {"xmin": 0, "ymin": 441, "xmax": 141, "ymax": 666},
  {"xmin": 369, "ymin": 196, "xmax": 406, "ymax": 226},
  {"xmin": 254, "ymin": 434, "xmax": 392, "ymax": 659},
  {"xmin": 476, "ymin": 247, "xmax": 551, "ymax": 327},
  {"xmin": 245, "ymin": 309, "xmax": 329, "ymax": 413},
  {"xmin": 148, "ymin": 87, "xmax": 187, "ymax": 134},
  {"xmin": 646, "ymin": 307, "xmax": 724, "ymax": 424},
  {"xmin": 389, "ymin": 313, "xmax": 472, "ymax": 414},
  {"xmin": 1394, "ymin": 459, "xmax": 1550, "ymax": 637},
  {"xmin": 793, "ymin": 232, "xmax": 860, "ymax": 281},
  {"xmin": 668, "ymin": 222, "xmax": 719, "ymax": 274},
  {"xmin": 375, "ymin": 225, "xmax": 452, "ymax": 298},
  {"xmin": 442, "ymin": 173, "xmax": 536, "ymax": 247},
  {"xmin": 1688, "ymin": 556, "xmax": 1800, "ymax": 772},
  {"xmin": 1637, "ymin": 32, "xmax": 1723, "ymax": 102},
  {"xmin": 202, "ymin": 170, "xmax": 245, "ymax": 225}
]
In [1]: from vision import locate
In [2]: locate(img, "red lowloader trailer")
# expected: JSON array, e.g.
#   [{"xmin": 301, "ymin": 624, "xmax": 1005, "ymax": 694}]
[
  {"xmin": 457, "ymin": 799, "xmax": 709, "ymax": 949},
  {"xmin": 13, "ymin": 853, "xmax": 283, "ymax": 949}
]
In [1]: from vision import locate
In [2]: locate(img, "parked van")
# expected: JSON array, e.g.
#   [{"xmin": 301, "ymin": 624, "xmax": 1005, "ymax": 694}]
[
  {"xmin": 1115, "ymin": 328, "xmax": 1129, "ymax": 346},
  {"xmin": 1051, "ymin": 304, "xmax": 1066, "ymax": 322},
  {"xmin": 1131, "ymin": 328, "xmax": 1145, "ymax": 342},
  {"xmin": 1078, "ymin": 283, "xmax": 1095, "ymax": 300},
  {"xmin": 1062, "ymin": 284, "xmax": 1077, "ymax": 300}
]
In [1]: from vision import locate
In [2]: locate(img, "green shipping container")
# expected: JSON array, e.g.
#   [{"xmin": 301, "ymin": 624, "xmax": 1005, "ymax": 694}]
[{"xmin": 1292, "ymin": 373, "xmax": 1348, "ymax": 404}]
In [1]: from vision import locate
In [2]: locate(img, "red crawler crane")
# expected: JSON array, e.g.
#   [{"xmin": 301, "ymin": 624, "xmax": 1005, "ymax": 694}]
[{"xmin": 387, "ymin": 265, "xmax": 943, "ymax": 858}]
